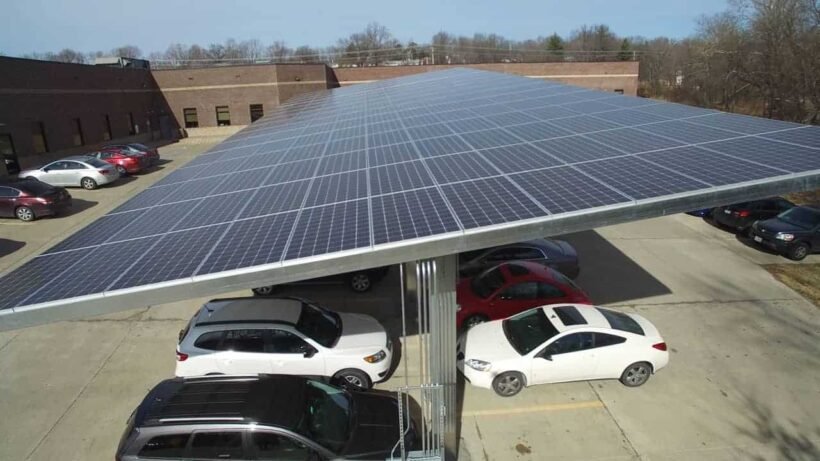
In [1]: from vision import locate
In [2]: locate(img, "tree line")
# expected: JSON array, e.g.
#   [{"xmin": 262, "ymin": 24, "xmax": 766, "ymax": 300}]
[{"xmin": 6, "ymin": 0, "xmax": 818, "ymax": 123}]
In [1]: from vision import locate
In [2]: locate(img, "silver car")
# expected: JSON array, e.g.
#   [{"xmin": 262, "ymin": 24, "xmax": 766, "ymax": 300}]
[{"xmin": 19, "ymin": 155, "xmax": 119, "ymax": 190}]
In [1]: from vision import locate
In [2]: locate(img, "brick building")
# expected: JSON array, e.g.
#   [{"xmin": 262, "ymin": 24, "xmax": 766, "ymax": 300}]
[{"xmin": 0, "ymin": 58, "xmax": 638, "ymax": 177}]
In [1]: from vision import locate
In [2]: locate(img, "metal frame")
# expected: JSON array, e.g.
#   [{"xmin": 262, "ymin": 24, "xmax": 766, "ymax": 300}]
[{"xmin": 1, "ymin": 171, "xmax": 817, "ymax": 331}]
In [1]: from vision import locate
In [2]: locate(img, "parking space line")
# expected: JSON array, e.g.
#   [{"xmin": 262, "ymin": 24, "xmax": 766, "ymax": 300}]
[{"xmin": 463, "ymin": 400, "xmax": 604, "ymax": 417}]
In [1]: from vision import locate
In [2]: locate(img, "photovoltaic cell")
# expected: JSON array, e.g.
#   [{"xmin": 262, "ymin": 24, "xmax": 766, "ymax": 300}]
[
  {"xmin": 686, "ymin": 113, "xmax": 805, "ymax": 135},
  {"xmin": 460, "ymin": 128, "xmax": 521, "ymax": 149},
  {"xmin": 590, "ymin": 109, "xmax": 669, "ymax": 127},
  {"xmin": 441, "ymin": 177, "xmax": 542, "ymax": 229},
  {"xmin": 264, "ymin": 159, "xmax": 320, "ymax": 186},
  {"xmin": 285, "ymin": 199, "xmax": 370, "ymax": 260},
  {"xmin": 0, "ymin": 249, "xmax": 87, "ymax": 310},
  {"xmin": 368, "ymin": 142, "xmax": 419, "ymax": 167},
  {"xmin": 243, "ymin": 180, "xmax": 311, "ymax": 218},
  {"xmin": 585, "ymin": 128, "xmax": 684, "ymax": 154},
  {"xmin": 114, "ymin": 201, "xmax": 200, "ymax": 242},
  {"xmin": 533, "ymin": 136, "xmax": 623, "ymax": 163},
  {"xmin": 315, "ymin": 150, "xmax": 367, "ymax": 176},
  {"xmin": 369, "ymin": 129, "xmax": 409, "ymax": 147},
  {"xmin": 415, "ymin": 136, "xmax": 472, "ymax": 158},
  {"xmin": 175, "ymin": 192, "xmax": 248, "ymax": 230},
  {"xmin": 425, "ymin": 153, "xmax": 499, "ymax": 183},
  {"xmin": 45, "ymin": 210, "xmax": 147, "ymax": 253},
  {"xmin": 480, "ymin": 143, "xmax": 565, "ymax": 173},
  {"xmin": 505, "ymin": 122, "xmax": 573, "ymax": 142},
  {"xmin": 634, "ymin": 120, "xmax": 739, "ymax": 144},
  {"xmin": 705, "ymin": 137, "xmax": 820, "ymax": 172},
  {"xmin": 372, "ymin": 188, "xmax": 461, "ymax": 244},
  {"xmin": 577, "ymin": 157, "xmax": 711, "ymax": 200},
  {"xmin": 305, "ymin": 170, "xmax": 367, "ymax": 207},
  {"xmin": 637, "ymin": 146, "xmax": 789, "ymax": 186},
  {"xmin": 546, "ymin": 116, "xmax": 622, "ymax": 134},
  {"xmin": 210, "ymin": 167, "xmax": 273, "ymax": 195},
  {"xmin": 513, "ymin": 166, "xmax": 631, "ymax": 213},
  {"xmin": 758, "ymin": 126, "xmax": 820, "ymax": 148},
  {"xmin": 370, "ymin": 161, "xmax": 435, "ymax": 195}
]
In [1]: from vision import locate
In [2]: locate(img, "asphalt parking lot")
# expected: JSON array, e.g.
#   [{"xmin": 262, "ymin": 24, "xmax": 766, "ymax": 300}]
[{"xmin": 1, "ymin": 139, "xmax": 818, "ymax": 461}]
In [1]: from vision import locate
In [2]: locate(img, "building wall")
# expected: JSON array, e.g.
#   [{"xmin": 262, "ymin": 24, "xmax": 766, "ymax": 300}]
[
  {"xmin": 0, "ymin": 57, "xmax": 174, "ymax": 174},
  {"xmin": 333, "ymin": 62, "xmax": 640, "ymax": 95}
]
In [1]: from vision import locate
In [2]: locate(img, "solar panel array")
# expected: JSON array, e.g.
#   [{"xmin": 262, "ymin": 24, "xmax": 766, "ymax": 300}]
[{"xmin": 2, "ymin": 68, "xmax": 819, "ymax": 314}]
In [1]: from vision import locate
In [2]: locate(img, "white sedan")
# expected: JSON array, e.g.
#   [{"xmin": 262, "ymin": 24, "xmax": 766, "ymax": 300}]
[
  {"xmin": 19, "ymin": 155, "xmax": 119, "ymax": 190},
  {"xmin": 457, "ymin": 304, "xmax": 669, "ymax": 396}
]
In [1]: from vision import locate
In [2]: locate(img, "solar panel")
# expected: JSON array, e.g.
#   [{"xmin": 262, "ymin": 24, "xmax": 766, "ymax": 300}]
[{"xmin": 1, "ymin": 67, "xmax": 818, "ymax": 329}]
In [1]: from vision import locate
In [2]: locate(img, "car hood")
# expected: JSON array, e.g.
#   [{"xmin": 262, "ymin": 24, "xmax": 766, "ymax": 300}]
[
  {"xmin": 757, "ymin": 217, "xmax": 804, "ymax": 234},
  {"xmin": 464, "ymin": 320, "xmax": 520, "ymax": 362},
  {"xmin": 334, "ymin": 313, "xmax": 388, "ymax": 352},
  {"xmin": 17, "ymin": 168, "xmax": 41, "ymax": 177},
  {"xmin": 342, "ymin": 392, "xmax": 406, "ymax": 459}
]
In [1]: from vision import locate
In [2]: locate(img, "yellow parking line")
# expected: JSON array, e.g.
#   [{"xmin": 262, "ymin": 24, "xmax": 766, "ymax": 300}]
[{"xmin": 463, "ymin": 401, "xmax": 604, "ymax": 417}]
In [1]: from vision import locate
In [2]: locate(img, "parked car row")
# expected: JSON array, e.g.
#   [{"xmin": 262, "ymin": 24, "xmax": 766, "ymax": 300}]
[
  {"xmin": 688, "ymin": 197, "xmax": 819, "ymax": 260},
  {"xmin": 1, "ymin": 143, "xmax": 160, "ymax": 222}
]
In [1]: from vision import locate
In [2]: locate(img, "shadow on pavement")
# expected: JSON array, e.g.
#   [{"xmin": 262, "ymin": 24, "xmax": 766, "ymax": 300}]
[
  {"xmin": 62, "ymin": 198, "xmax": 97, "ymax": 217},
  {"xmin": 0, "ymin": 238, "xmax": 25, "ymax": 258},
  {"xmin": 733, "ymin": 391, "xmax": 820, "ymax": 461},
  {"xmin": 558, "ymin": 229, "xmax": 671, "ymax": 305},
  {"xmin": 105, "ymin": 175, "xmax": 138, "ymax": 188}
]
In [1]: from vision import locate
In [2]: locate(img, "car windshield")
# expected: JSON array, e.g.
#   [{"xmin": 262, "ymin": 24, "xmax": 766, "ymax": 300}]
[
  {"xmin": 472, "ymin": 266, "xmax": 505, "ymax": 299},
  {"xmin": 778, "ymin": 207, "xmax": 820, "ymax": 229},
  {"xmin": 298, "ymin": 380, "xmax": 351, "ymax": 454},
  {"xmin": 502, "ymin": 308, "xmax": 559, "ymax": 355},
  {"xmin": 85, "ymin": 158, "xmax": 110, "ymax": 168},
  {"xmin": 296, "ymin": 302, "xmax": 342, "ymax": 348}
]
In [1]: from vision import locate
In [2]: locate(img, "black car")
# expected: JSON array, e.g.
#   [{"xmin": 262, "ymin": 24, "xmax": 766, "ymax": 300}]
[
  {"xmin": 253, "ymin": 266, "xmax": 390, "ymax": 295},
  {"xmin": 712, "ymin": 197, "xmax": 794, "ymax": 234},
  {"xmin": 750, "ymin": 206, "xmax": 820, "ymax": 261},
  {"xmin": 458, "ymin": 239, "xmax": 580, "ymax": 279},
  {"xmin": 116, "ymin": 375, "xmax": 417, "ymax": 461}
]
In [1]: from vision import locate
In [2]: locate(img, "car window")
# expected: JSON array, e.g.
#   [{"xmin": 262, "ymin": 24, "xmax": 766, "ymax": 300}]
[
  {"xmin": 0, "ymin": 186, "xmax": 19, "ymax": 198},
  {"xmin": 194, "ymin": 331, "xmax": 224, "ymax": 350},
  {"xmin": 189, "ymin": 432, "xmax": 244, "ymax": 459},
  {"xmin": 502, "ymin": 308, "xmax": 559, "ymax": 355},
  {"xmin": 594, "ymin": 333, "xmax": 627, "ymax": 348},
  {"xmin": 65, "ymin": 161, "xmax": 87, "ymax": 170},
  {"xmin": 484, "ymin": 248, "xmax": 514, "ymax": 262},
  {"xmin": 222, "ymin": 329, "xmax": 266, "ymax": 352},
  {"xmin": 552, "ymin": 305, "xmax": 587, "ymax": 325},
  {"xmin": 269, "ymin": 329, "xmax": 310, "ymax": 354},
  {"xmin": 778, "ymin": 207, "xmax": 820, "ymax": 229},
  {"xmin": 138, "ymin": 433, "xmax": 190, "ymax": 458},
  {"xmin": 302, "ymin": 380, "xmax": 351, "ymax": 454},
  {"xmin": 296, "ymin": 303, "xmax": 341, "ymax": 348},
  {"xmin": 537, "ymin": 282, "xmax": 564, "ymax": 299},
  {"xmin": 85, "ymin": 158, "xmax": 110, "ymax": 168},
  {"xmin": 252, "ymin": 432, "xmax": 315, "ymax": 460},
  {"xmin": 498, "ymin": 282, "xmax": 538, "ymax": 300},
  {"xmin": 777, "ymin": 199, "xmax": 794, "ymax": 211},
  {"xmin": 472, "ymin": 266, "xmax": 506, "ymax": 298},
  {"xmin": 596, "ymin": 308, "xmax": 645, "ymax": 335},
  {"xmin": 544, "ymin": 332, "xmax": 594, "ymax": 356},
  {"xmin": 46, "ymin": 161, "xmax": 66, "ymax": 170},
  {"xmin": 460, "ymin": 249, "xmax": 483, "ymax": 263},
  {"xmin": 513, "ymin": 247, "xmax": 544, "ymax": 259}
]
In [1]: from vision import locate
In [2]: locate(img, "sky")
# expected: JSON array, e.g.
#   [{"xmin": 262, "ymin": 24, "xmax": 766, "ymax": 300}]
[{"xmin": 3, "ymin": 0, "xmax": 729, "ymax": 56}]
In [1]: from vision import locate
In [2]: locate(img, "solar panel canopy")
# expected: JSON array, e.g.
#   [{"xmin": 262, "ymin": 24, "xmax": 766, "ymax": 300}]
[{"xmin": 1, "ymin": 68, "xmax": 818, "ymax": 330}]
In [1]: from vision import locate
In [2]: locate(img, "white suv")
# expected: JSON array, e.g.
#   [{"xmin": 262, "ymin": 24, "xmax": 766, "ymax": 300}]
[{"xmin": 176, "ymin": 297, "xmax": 393, "ymax": 390}]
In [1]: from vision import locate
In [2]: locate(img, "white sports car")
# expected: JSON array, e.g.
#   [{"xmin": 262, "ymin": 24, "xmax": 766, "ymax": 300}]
[{"xmin": 457, "ymin": 304, "xmax": 669, "ymax": 396}]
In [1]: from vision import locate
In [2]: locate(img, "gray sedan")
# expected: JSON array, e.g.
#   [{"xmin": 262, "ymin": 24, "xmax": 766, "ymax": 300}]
[
  {"xmin": 19, "ymin": 156, "xmax": 119, "ymax": 190},
  {"xmin": 459, "ymin": 239, "xmax": 580, "ymax": 279}
]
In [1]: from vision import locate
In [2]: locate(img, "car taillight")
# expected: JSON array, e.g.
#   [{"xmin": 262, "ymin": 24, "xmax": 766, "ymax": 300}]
[
  {"xmin": 652, "ymin": 342, "xmax": 667, "ymax": 351},
  {"xmin": 735, "ymin": 210, "xmax": 750, "ymax": 217},
  {"xmin": 98, "ymin": 169, "xmax": 109, "ymax": 174},
  {"xmin": 35, "ymin": 197, "xmax": 52, "ymax": 204},
  {"xmin": 176, "ymin": 351, "xmax": 188, "ymax": 361}
]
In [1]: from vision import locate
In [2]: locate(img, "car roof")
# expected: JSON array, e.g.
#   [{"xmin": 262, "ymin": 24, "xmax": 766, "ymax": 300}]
[
  {"xmin": 498, "ymin": 261, "xmax": 559, "ymax": 281},
  {"xmin": 133, "ymin": 375, "xmax": 306, "ymax": 429},
  {"xmin": 195, "ymin": 297, "xmax": 303, "ymax": 326},
  {"xmin": 542, "ymin": 304, "xmax": 610, "ymax": 332},
  {"xmin": 61, "ymin": 155, "xmax": 94, "ymax": 162},
  {"xmin": 0, "ymin": 178, "xmax": 58, "ymax": 192}
]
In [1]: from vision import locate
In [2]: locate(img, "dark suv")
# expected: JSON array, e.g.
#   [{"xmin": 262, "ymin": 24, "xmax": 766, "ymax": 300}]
[
  {"xmin": 712, "ymin": 197, "xmax": 794, "ymax": 235},
  {"xmin": 750, "ymin": 206, "xmax": 820, "ymax": 260},
  {"xmin": 116, "ymin": 375, "xmax": 416, "ymax": 461}
]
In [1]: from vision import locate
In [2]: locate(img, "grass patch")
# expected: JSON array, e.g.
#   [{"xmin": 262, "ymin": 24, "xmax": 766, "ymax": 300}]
[{"xmin": 764, "ymin": 263, "xmax": 820, "ymax": 307}]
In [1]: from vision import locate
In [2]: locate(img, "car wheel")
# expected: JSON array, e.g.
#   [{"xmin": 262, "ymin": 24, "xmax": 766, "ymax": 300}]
[
  {"xmin": 349, "ymin": 272, "xmax": 372, "ymax": 293},
  {"xmin": 116, "ymin": 165, "xmax": 127, "ymax": 176},
  {"xmin": 463, "ymin": 314, "xmax": 488, "ymax": 330},
  {"xmin": 334, "ymin": 369, "xmax": 372, "ymax": 391},
  {"xmin": 81, "ymin": 177, "xmax": 97, "ymax": 190},
  {"xmin": 492, "ymin": 371, "xmax": 525, "ymax": 397},
  {"xmin": 786, "ymin": 243, "xmax": 809, "ymax": 261},
  {"xmin": 620, "ymin": 362, "xmax": 652, "ymax": 387},
  {"xmin": 251, "ymin": 285, "xmax": 277, "ymax": 296},
  {"xmin": 15, "ymin": 206, "xmax": 35, "ymax": 222}
]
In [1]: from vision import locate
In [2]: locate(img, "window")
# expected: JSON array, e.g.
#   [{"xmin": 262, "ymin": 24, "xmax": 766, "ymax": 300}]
[
  {"xmin": 31, "ymin": 122, "xmax": 49, "ymax": 153},
  {"xmin": 45, "ymin": 161, "xmax": 68, "ymax": 171},
  {"xmin": 513, "ymin": 247, "xmax": 545, "ymax": 260},
  {"xmin": 216, "ymin": 106, "xmax": 231, "ymax": 126},
  {"xmin": 0, "ymin": 134, "xmax": 18, "ymax": 175},
  {"xmin": 269, "ymin": 329, "xmax": 310, "ymax": 354},
  {"xmin": 498, "ymin": 282, "xmax": 538, "ymax": 300},
  {"xmin": 128, "ymin": 112, "xmax": 136, "ymax": 135},
  {"xmin": 502, "ymin": 308, "xmax": 559, "ymax": 355},
  {"xmin": 596, "ymin": 308, "xmax": 644, "ymax": 335},
  {"xmin": 138, "ymin": 433, "xmax": 190, "ymax": 458},
  {"xmin": 296, "ymin": 302, "xmax": 341, "ymax": 348},
  {"xmin": 222, "ymin": 329, "xmax": 266, "ymax": 352},
  {"xmin": 252, "ymin": 432, "xmax": 314, "ymax": 460},
  {"xmin": 594, "ymin": 333, "xmax": 626, "ymax": 348},
  {"xmin": 250, "ymin": 104, "xmax": 264, "ymax": 123},
  {"xmin": 71, "ymin": 119, "xmax": 84, "ymax": 146},
  {"xmin": 552, "ymin": 305, "xmax": 587, "ymax": 326},
  {"xmin": 103, "ymin": 115, "xmax": 113, "ymax": 141},
  {"xmin": 0, "ymin": 134, "xmax": 15, "ymax": 156},
  {"xmin": 484, "ymin": 248, "xmax": 514, "ymax": 263},
  {"xmin": 614, "ymin": 89, "xmax": 624, "ymax": 94},
  {"xmin": 63, "ymin": 161, "xmax": 85, "ymax": 170},
  {"xmin": 194, "ymin": 331, "xmax": 224, "ymax": 350},
  {"xmin": 183, "ymin": 108, "xmax": 199, "ymax": 128},
  {"xmin": 506, "ymin": 263, "xmax": 531, "ymax": 276},
  {"xmin": 85, "ymin": 158, "xmax": 110, "ymax": 169},
  {"xmin": 189, "ymin": 432, "xmax": 244, "ymax": 459},
  {"xmin": 472, "ymin": 267, "xmax": 505, "ymax": 299},
  {"xmin": 0, "ymin": 187, "xmax": 20, "ymax": 198},
  {"xmin": 537, "ymin": 282, "xmax": 565, "ymax": 299},
  {"xmin": 544, "ymin": 332, "xmax": 594, "ymax": 356}
]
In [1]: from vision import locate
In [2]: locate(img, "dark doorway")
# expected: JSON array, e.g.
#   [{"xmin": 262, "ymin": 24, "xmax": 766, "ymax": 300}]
[{"xmin": 0, "ymin": 134, "xmax": 20, "ymax": 175}]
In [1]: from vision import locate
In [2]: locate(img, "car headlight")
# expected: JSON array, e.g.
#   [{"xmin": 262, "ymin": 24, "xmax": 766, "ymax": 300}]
[
  {"xmin": 363, "ymin": 350, "xmax": 387, "ymax": 363},
  {"xmin": 465, "ymin": 358, "xmax": 492, "ymax": 372},
  {"xmin": 775, "ymin": 233, "xmax": 795, "ymax": 241}
]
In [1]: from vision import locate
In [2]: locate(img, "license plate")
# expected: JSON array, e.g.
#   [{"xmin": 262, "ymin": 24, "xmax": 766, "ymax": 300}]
[
  {"xmin": 754, "ymin": 236, "xmax": 763, "ymax": 243},
  {"xmin": 724, "ymin": 209, "xmax": 731, "ymax": 214}
]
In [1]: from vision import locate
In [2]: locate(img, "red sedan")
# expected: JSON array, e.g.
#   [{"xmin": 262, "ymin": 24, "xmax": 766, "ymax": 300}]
[
  {"xmin": 0, "ymin": 178, "xmax": 71, "ymax": 221},
  {"xmin": 90, "ymin": 149, "xmax": 145, "ymax": 175},
  {"xmin": 103, "ymin": 143, "xmax": 160, "ymax": 167},
  {"xmin": 457, "ymin": 261, "xmax": 591, "ymax": 329}
]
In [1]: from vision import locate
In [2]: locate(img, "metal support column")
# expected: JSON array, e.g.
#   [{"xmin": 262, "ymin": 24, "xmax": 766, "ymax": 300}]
[{"xmin": 401, "ymin": 254, "xmax": 458, "ymax": 461}]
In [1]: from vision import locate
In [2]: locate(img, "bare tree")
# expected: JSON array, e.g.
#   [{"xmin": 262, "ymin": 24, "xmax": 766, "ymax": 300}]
[{"xmin": 111, "ymin": 45, "xmax": 142, "ymax": 58}]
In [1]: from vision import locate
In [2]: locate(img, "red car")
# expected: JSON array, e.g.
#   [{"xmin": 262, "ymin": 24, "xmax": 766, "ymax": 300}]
[
  {"xmin": 103, "ymin": 143, "xmax": 160, "ymax": 167},
  {"xmin": 90, "ymin": 149, "xmax": 145, "ymax": 175},
  {"xmin": 0, "ymin": 178, "xmax": 71, "ymax": 221},
  {"xmin": 457, "ymin": 261, "xmax": 590, "ymax": 329}
]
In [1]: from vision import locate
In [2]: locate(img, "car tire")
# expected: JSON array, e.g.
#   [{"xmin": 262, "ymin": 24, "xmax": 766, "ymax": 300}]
[
  {"xmin": 463, "ymin": 314, "xmax": 489, "ymax": 330},
  {"xmin": 619, "ymin": 362, "xmax": 652, "ymax": 387},
  {"xmin": 349, "ymin": 272, "xmax": 372, "ymax": 293},
  {"xmin": 81, "ymin": 177, "xmax": 98, "ymax": 190},
  {"xmin": 492, "ymin": 371, "xmax": 525, "ymax": 397},
  {"xmin": 15, "ymin": 206, "xmax": 35, "ymax": 222},
  {"xmin": 786, "ymin": 243, "xmax": 810, "ymax": 261},
  {"xmin": 251, "ymin": 285, "xmax": 277, "ymax": 296},
  {"xmin": 116, "ymin": 165, "xmax": 127, "ymax": 176},
  {"xmin": 334, "ymin": 369, "xmax": 372, "ymax": 391}
]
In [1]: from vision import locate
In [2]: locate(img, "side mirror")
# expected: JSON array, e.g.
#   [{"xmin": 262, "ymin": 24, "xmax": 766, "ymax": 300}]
[{"xmin": 540, "ymin": 352, "xmax": 553, "ymax": 361}]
